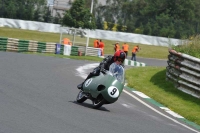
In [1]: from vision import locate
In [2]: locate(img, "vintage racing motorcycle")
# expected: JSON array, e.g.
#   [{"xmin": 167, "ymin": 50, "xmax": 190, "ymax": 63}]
[{"xmin": 76, "ymin": 63, "xmax": 125, "ymax": 109}]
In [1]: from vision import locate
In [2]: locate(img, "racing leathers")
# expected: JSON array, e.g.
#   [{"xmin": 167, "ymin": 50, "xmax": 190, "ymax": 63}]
[{"xmin": 77, "ymin": 55, "xmax": 114, "ymax": 89}]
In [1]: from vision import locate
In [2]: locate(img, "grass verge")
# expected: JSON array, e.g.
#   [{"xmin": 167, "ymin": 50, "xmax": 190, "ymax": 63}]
[
  {"xmin": 126, "ymin": 67, "xmax": 200, "ymax": 126},
  {"xmin": 172, "ymin": 35, "xmax": 200, "ymax": 58}
]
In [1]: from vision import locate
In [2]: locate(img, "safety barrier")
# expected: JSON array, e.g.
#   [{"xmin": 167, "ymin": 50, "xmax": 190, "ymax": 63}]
[
  {"xmin": 70, "ymin": 45, "xmax": 101, "ymax": 56},
  {"xmin": 124, "ymin": 59, "xmax": 146, "ymax": 67},
  {"xmin": 0, "ymin": 37, "xmax": 102, "ymax": 57},
  {"xmin": 0, "ymin": 18, "xmax": 187, "ymax": 47},
  {"xmin": 0, "ymin": 37, "xmax": 56, "ymax": 53},
  {"xmin": 166, "ymin": 49, "xmax": 200, "ymax": 99}
]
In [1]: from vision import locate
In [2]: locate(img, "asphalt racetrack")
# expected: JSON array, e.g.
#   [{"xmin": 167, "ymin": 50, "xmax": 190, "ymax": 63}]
[{"xmin": 0, "ymin": 51, "xmax": 199, "ymax": 133}]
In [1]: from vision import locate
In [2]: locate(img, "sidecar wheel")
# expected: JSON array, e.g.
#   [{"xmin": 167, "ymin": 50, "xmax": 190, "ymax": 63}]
[
  {"xmin": 76, "ymin": 90, "xmax": 87, "ymax": 103},
  {"xmin": 93, "ymin": 96, "xmax": 105, "ymax": 109}
]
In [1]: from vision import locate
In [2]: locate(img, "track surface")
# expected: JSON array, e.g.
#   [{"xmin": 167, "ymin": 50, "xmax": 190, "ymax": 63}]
[{"xmin": 0, "ymin": 52, "xmax": 198, "ymax": 133}]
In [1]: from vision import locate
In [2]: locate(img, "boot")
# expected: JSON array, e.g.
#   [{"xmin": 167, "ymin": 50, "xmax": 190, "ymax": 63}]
[
  {"xmin": 77, "ymin": 82, "xmax": 84, "ymax": 89},
  {"xmin": 77, "ymin": 73, "xmax": 93, "ymax": 90}
]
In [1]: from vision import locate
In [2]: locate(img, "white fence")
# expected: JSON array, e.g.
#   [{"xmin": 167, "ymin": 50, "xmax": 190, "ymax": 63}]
[{"xmin": 0, "ymin": 18, "xmax": 186, "ymax": 47}]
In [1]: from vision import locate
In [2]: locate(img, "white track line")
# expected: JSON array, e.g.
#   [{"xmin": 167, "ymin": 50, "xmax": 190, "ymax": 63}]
[
  {"xmin": 76, "ymin": 63, "xmax": 200, "ymax": 133},
  {"xmin": 123, "ymin": 90, "xmax": 200, "ymax": 133}
]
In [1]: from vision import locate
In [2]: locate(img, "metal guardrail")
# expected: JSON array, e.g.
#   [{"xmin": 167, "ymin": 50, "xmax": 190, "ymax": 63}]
[
  {"xmin": 166, "ymin": 49, "xmax": 200, "ymax": 98},
  {"xmin": 71, "ymin": 45, "xmax": 101, "ymax": 56}
]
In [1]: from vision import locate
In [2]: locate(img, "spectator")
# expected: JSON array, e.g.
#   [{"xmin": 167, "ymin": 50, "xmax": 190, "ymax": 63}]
[
  {"xmin": 99, "ymin": 40, "xmax": 105, "ymax": 56},
  {"xmin": 122, "ymin": 43, "xmax": 129, "ymax": 57},
  {"xmin": 93, "ymin": 39, "xmax": 99, "ymax": 48},
  {"xmin": 131, "ymin": 45, "xmax": 140, "ymax": 61},
  {"xmin": 114, "ymin": 42, "xmax": 120, "ymax": 52},
  {"xmin": 62, "ymin": 38, "xmax": 72, "ymax": 46}
]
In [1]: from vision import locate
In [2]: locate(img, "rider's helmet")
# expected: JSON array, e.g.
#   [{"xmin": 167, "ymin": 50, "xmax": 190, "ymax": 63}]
[{"xmin": 113, "ymin": 50, "xmax": 126, "ymax": 63}]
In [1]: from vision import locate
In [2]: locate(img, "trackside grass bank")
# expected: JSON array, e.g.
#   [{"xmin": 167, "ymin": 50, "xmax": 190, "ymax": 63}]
[
  {"xmin": 0, "ymin": 27, "xmax": 168, "ymax": 59},
  {"xmin": 126, "ymin": 67, "xmax": 200, "ymax": 126}
]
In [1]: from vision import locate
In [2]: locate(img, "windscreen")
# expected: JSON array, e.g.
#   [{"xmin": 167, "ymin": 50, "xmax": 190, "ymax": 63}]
[{"xmin": 109, "ymin": 62, "xmax": 125, "ymax": 83}]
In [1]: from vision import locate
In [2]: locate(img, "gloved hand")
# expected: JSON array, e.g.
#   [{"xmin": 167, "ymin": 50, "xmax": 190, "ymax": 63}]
[
  {"xmin": 99, "ymin": 63, "xmax": 104, "ymax": 71},
  {"xmin": 100, "ymin": 67, "xmax": 107, "ymax": 74},
  {"xmin": 93, "ymin": 67, "xmax": 100, "ymax": 76}
]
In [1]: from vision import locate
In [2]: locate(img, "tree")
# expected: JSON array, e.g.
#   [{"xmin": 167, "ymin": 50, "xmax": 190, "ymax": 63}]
[
  {"xmin": 62, "ymin": 0, "xmax": 96, "ymax": 29},
  {"xmin": 95, "ymin": 15, "xmax": 103, "ymax": 29},
  {"xmin": 143, "ymin": 22, "xmax": 152, "ymax": 35},
  {"xmin": 53, "ymin": 12, "xmax": 62, "ymax": 24},
  {"xmin": 43, "ymin": 6, "xmax": 52, "ymax": 23},
  {"xmin": 6, "ymin": 1, "xmax": 16, "ymax": 18},
  {"xmin": 33, "ymin": 8, "xmax": 42, "ymax": 21},
  {"xmin": 1, "ymin": 0, "xmax": 46, "ymax": 20}
]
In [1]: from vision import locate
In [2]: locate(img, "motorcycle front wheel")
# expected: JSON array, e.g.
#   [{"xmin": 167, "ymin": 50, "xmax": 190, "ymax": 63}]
[
  {"xmin": 93, "ymin": 95, "xmax": 106, "ymax": 109},
  {"xmin": 76, "ymin": 90, "xmax": 87, "ymax": 103}
]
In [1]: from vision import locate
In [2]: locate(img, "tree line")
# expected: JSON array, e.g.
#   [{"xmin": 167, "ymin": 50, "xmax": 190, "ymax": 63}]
[
  {"xmin": 95, "ymin": 0, "xmax": 200, "ymax": 39},
  {"xmin": 0, "ymin": 0, "xmax": 60, "ymax": 23},
  {"xmin": 1, "ymin": 0, "xmax": 200, "ymax": 39}
]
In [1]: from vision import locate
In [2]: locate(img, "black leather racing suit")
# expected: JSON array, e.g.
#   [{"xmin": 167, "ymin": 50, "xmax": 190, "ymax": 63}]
[
  {"xmin": 77, "ymin": 55, "xmax": 114, "ymax": 89},
  {"xmin": 86, "ymin": 55, "xmax": 114, "ymax": 80}
]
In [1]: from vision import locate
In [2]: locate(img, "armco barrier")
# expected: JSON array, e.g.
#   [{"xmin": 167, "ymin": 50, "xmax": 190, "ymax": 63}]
[
  {"xmin": 0, "ymin": 37, "xmax": 101, "ymax": 56},
  {"xmin": 166, "ymin": 49, "xmax": 200, "ymax": 98},
  {"xmin": 71, "ymin": 46, "xmax": 79, "ymax": 56},
  {"xmin": 0, "ymin": 37, "xmax": 56, "ymax": 53},
  {"xmin": 0, "ymin": 37, "xmax": 8, "ymax": 51}
]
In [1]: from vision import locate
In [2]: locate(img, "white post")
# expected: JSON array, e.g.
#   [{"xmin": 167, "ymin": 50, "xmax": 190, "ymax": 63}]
[
  {"xmin": 72, "ymin": 28, "xmax": 76, "ymax": 46},
  {"xmin": 85, "ymin": 0, "xmax": 94, "ymax": 56},
  {"xmin": 90, "ymin": 0, "xmax": 94, "ymax": 14},
  {"xmin": 59, "ymin": 27, "xmax": 63, "ymax": 44}
]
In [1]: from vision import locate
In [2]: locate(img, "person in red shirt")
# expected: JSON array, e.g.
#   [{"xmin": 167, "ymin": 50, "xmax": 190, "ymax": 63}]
[{"xmin": 99, "ymin": 40, "xmax": 105, "ymax": 56}]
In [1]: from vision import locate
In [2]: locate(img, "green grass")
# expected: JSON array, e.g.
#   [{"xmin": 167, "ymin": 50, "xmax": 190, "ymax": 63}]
[
  {"xmin": 0, "ymin": 27, "xmax": 169, "ymax": 59},
  {"xmin": 126, "ymin": 67, "xmax": 200, "ymax": 126},
  {"xmin": 172, "ymin": 35, "xmax": 200, "ymax": 58}
]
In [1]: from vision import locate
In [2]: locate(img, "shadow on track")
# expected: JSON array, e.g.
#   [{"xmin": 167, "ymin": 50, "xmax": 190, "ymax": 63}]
[{"xmin": 69, "ymin": 101, "xmax": 110, "ymax": 112}]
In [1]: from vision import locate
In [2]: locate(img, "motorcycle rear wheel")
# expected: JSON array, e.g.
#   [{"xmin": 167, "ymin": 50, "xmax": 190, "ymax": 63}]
[
  {"xmin": 93, "ymin": 96, "xmax": 105, "ymax": 109},
  {"xmin": 76, "ymin": 90, "xmax": 87, "ymax": 103}
]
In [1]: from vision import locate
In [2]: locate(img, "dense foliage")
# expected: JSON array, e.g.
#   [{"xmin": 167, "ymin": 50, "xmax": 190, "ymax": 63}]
[
  {"xmin": 0, "ymin": 0, "xmax": 60, "ymax": 23},
  {"xmin": 62, "ymin": 0, "xmax": 96, "ymax": 29},
  {"xmin": 94, "ymin": 0, "xmax": 200, "ymax": 39},
  {"xmin": 1, "ymin": 0, "xmax": 200, "ymax": 39}
]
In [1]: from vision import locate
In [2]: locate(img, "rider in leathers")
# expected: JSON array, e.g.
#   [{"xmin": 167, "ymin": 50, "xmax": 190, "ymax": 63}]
[{"xmin": 77, "ymin": 50, "xmax": 126, "ymax": 89}]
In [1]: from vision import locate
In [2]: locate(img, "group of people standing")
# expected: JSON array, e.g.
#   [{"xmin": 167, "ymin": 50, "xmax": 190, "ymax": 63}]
[
  {"xmin": 114, "ymin": 42, "xmax": 140, "ymax": 61},
  {"xmin": 93, "ymin": 39, "xmax": 140, "ymax": 61},
  {"xmin": 93, "ymin": 39, "xmax": 105, "ymax": 56}
]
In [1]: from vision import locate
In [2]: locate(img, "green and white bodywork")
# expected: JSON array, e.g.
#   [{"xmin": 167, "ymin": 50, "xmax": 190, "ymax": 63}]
[
  {"xmin": 76, "ymin": 63, "xmax": 125, "ymax": 109},
  {"xmin": 83, "ymin": 72, "xmax": 124, "ymax": 103}
]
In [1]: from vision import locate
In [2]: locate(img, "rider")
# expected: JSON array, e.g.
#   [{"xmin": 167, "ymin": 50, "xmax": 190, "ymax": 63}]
[{"xmin": 77, "ymin": 50, "xmax": 126, "ymax": 89}]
